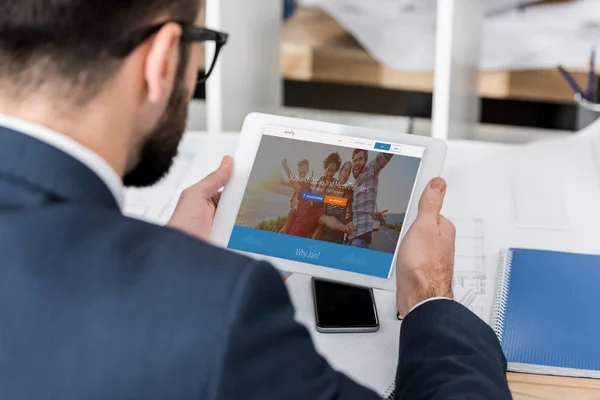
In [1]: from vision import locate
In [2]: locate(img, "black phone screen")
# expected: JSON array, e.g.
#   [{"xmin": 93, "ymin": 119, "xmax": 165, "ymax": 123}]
[{"xmin": 312, "ymin": 278, "xmax": 378, "ymax": 328}]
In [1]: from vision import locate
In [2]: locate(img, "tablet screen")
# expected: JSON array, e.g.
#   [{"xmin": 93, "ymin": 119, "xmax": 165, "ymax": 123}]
[{"xmin": 227, "ymin": 125, "xmax": 425, "ymax": 279}]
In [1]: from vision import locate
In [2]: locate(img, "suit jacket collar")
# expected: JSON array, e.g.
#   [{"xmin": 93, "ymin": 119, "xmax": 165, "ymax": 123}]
[{"xmin": 0, "ymin": 127, "xmax": 120, "ymax": 210}]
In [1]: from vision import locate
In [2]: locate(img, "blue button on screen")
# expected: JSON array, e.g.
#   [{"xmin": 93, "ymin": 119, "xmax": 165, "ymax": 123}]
[
  {"xmin": 301, "ymin": 192, "xmax": 325, "ymax": 202},
  {"xmin": 374, "ymin": 142, "xmax": 391, "ymax": 151}
]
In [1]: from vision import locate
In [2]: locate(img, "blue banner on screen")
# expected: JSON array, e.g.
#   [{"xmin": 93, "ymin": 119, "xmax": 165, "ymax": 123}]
[{"xmin": 228, "ymin": 226, "xmax": 393, "ymax": 278}]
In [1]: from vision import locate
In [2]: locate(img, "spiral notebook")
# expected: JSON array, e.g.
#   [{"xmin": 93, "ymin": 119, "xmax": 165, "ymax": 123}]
[{"xmin": 490, "ymin": 248, "xmax": 600, "ymax": 379}]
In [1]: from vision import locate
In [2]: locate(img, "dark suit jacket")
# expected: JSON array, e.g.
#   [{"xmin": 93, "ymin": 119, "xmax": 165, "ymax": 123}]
[{"xmin": 0, "ymin": 126, "xmax": 512, "ymax": 399}]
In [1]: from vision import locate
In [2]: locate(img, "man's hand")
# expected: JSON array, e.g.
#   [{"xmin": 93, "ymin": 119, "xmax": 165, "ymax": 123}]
[
  {"xmin": 168, "ymin": 156, "xmax": 233, "ymax": 241},
  {"xmin": 395, "ymin": 177, "xmax": 455, "ymax": 317}
]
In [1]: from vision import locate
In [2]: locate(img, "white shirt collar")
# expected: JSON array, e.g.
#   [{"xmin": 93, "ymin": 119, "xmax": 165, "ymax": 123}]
[{"xmin": 0, "ymin": 113, "xmax": 124, "ymax": 209}]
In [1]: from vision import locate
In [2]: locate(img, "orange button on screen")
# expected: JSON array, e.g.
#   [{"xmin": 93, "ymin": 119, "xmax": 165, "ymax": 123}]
[{"xmin": 324, "ymin": 195, "xmax": 348, "ymax": 207}]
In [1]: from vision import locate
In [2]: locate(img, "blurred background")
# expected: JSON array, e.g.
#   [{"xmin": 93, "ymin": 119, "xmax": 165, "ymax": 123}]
[{"xmin": 189, "ymin": 0, "xmax": 600, "ymax": 143}]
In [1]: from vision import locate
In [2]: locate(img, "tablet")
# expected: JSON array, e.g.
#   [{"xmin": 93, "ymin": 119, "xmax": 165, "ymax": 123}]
[{"xmin": 211, "ymin": 113, "xmax": 447, "ymax": 291}]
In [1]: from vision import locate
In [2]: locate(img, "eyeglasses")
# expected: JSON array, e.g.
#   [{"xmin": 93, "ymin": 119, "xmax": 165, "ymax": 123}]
[{"xmin": 110, "ymin": 21, "xmax": 229, "ymax": 83}]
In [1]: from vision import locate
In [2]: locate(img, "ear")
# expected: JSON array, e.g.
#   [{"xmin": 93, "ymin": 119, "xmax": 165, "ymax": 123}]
[{"xmin": 144, "ymin": 22, "xmax": 182, "ymax": 104}]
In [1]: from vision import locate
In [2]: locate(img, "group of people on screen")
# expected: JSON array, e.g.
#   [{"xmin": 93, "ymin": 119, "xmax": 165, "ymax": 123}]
[{"xmin": 279, "ymin": 149, "xmax": 393, "ymax": 250}]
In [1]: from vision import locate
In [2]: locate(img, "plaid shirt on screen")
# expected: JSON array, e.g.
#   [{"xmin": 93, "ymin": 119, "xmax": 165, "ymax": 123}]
[{"xmin": 349, "ymin": 152, "xmax": 393, "ymax": 240}]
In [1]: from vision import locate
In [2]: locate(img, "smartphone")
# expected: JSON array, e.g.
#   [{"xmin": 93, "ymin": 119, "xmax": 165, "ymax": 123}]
[{"xmin": 312, "ymin": 277, "xmax": 379, "ymax": 333}]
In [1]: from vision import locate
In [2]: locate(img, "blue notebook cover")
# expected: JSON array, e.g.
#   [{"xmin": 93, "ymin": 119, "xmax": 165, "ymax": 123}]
[{"xmin": 490, "ymin": 248, "xmax": 600, "ymax": 378}]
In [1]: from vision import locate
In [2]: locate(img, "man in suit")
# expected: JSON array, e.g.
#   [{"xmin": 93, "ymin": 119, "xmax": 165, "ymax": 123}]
[{"xmin": 0, "ymin": 1, "xmax": 512, "ymax": 399}]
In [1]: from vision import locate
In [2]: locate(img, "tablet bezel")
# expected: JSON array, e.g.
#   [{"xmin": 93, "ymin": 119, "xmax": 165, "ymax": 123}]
[{"xmin": 211, "ymin": 112, "xmax": 447, "ymax": 291}]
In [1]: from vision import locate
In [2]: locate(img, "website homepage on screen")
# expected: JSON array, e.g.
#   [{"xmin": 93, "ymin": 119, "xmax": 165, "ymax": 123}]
[{"xmin": 228, "ymin": 126, "xmax": 425, "ymax": 279}]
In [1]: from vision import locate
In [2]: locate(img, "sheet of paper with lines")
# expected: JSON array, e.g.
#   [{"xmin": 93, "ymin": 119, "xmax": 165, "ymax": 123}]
[{"xmin": 449, "ymin": 217, "xmax": 499, "ymax": 324}]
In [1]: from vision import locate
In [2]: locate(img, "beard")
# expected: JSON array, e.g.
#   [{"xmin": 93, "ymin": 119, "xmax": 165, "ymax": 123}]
[{"xmin": 123, "ymin": 55, "xmax": 190, "ymax": 188}]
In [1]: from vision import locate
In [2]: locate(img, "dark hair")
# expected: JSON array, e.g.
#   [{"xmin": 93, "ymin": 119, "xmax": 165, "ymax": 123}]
[
  {"xmin": 352, "ymin": 149, "xmax": 368, "ymax": 162},
  {"xmin": 323, "ymin": 152, "xmax": 342, "ymax": 171},
  {"xmin": 341, "ymin": 161, "xmax": 352, "ymax": 171},
  {"xmin": 298, "ymin": 159, "xmax": 309, "ymax": 169},
  {"xmin": 0, "ymin": 0, "xmax": 200, "ymax": 101}
]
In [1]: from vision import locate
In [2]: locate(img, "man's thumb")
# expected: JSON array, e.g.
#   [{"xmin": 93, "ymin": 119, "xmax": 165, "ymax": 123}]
[
  {"xmin": 417, "ymin": 177, "xmax": 447, "ymax": 220},
  {"xmin": 196, "ymin": 156, "xmax": 233, "ymax": 195}
]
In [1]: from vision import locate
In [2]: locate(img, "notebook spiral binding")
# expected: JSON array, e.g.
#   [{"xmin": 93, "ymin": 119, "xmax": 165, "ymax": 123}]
[
  {"xmin": 383, "ymin": 382, "xmax": 395, "ymax": 399},
  {"xmin": 489, "ymin": 249, "xmax": 513, "ymax": 345}
]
